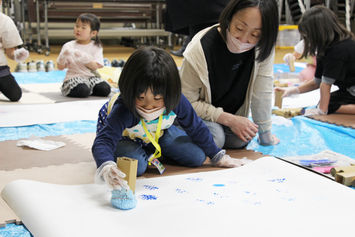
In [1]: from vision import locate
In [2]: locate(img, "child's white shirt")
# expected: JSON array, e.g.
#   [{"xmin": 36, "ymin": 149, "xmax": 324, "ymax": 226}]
[
  {"xmin": 62, "ymin": 40, "xmax": 104, "ymax": 81},
  {"xmin": 0, "ymin": 12, "xmax": 23, "ymax": 66}
]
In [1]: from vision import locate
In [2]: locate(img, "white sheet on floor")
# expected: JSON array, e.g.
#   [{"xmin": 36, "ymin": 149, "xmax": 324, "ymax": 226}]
[
  {"xmin": 2, "ymin": 157, "xmax": 355, "ymax": 237},
  {"xmin": 280, "ymin": 86, "xmax": 339, "ymax": 108},
  {"xmin": 0, "ymin": 100, "xmax": 106, "ymax": 127}
]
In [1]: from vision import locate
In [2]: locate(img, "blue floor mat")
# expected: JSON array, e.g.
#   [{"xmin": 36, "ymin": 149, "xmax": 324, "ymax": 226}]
[
  {"xmin": 0, "ymin": 120, "xmax": 96, "ymax": 141},
  {"xmin": 247, "ymin": 116, "xmax": 355, "ymax": 159},
  {"xmin": 13, "ymin": 70, "xmax": 66, "ymax": 84},
  {"xmin": 0, "ymin": 223, "xmax": 31, "ymax": 237},
  {"xmin": 273, "ymin": 63, "xmax": 304, "ymax": 73}
]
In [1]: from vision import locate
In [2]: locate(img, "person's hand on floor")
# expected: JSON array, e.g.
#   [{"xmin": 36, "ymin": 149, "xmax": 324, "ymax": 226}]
[
  {"xmin": 258, "ymin": 131, "xmax": 280, "ymax": 146},
  {"xmin": 212, "ymin": 154, "xmax": 252, "ymax": 168},
  {"xmin": 304, "ymin": 107, "xmax": 326, "ymax": 116},
  {"xmin": 14, "ymin": 48, "xmax": 29, "ymax": 62},
  {"xmin": 95, "ymin": 161, "xmax": 130, "ymax": 190},
  {"xmin": 274, "ymin": 87, "xmax": 300, "ymax": 98},
  {"xmin": 210, "ymin": 150, "xmax": 253, "ymax": 168}
]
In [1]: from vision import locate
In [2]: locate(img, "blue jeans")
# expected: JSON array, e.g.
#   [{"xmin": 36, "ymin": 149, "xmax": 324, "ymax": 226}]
[
  {"xmin": 114, "ymin": 125, "xmax": 206, "ymax": 176},
  {"xmin": 202, "ymin": 120, "xmax": 249, "ymax": 149}
]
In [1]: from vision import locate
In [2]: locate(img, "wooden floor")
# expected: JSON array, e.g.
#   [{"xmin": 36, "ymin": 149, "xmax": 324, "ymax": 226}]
[{"xmin": 8, "ymin": 45, "xmax": 296, "ymax": 72}]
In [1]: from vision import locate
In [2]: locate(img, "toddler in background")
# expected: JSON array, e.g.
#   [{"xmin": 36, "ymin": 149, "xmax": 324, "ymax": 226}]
[
  {"xmin": 283, "ymin": 39, "xmax": 317, "ymax": 83},
  {"xmin": 0, "ymin": 0, "xmax": 29, "ymax": 101},
  {"xmin": 57, "ymin": 13, "xmax": 111, "ymax": 98}
]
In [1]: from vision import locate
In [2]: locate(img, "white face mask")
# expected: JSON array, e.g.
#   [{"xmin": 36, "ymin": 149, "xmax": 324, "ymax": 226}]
[
  {"xmin": 226, "ymin": 29, "xmax": 257, "ymax": 54},
  {"xmin": 136, "ymin": 105, "xmax": 166, "ymax": 121}
]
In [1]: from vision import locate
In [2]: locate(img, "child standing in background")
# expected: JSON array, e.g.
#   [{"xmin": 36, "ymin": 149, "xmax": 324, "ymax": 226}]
[
  {"xmin": 92, "ymin": 47, "xmax": 251, "ymax": 190},
  {"xmin": 276, "ymin": 6, "xmax": 355, "ymax": 115},
  {"xmin": 57, "ymin": 13, "xmax": 111, "ymax": 98},
  {"xmin": 0, "ymin": 0, "xmax": 29, "ymax": 101},
  {"xmin": 283, "ymin": 39, "xmax": 317, "ymax": 83}
]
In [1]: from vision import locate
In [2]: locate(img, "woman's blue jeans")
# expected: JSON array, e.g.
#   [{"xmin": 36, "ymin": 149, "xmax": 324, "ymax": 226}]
[{"xmin": 114, "ymin": 125, "xmax": 206, "ymax": 176}]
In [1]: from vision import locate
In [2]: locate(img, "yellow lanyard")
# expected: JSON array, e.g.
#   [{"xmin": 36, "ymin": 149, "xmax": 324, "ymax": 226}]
[{"xmin": 141, "ymin": 114, "xmax": 163, "ymax": 162}]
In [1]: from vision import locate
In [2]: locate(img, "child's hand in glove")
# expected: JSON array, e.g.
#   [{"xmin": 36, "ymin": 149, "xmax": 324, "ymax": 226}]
[
  {"xmin": 14, "ymin": 48, "xmax": 29, "ymax": 62},
  {"xmin": 274, "ymin": 87, "xmax": 300, "ymax": 98},
  {"xmin": 283, "ymin": 53, "xmax": 296, "ymax": 64},
  {"xmin": 211, "ymin": 154, "xmax": 252, "ymax": 168},
  {"xmin": 56, "ymin": 48, "xmax": 72, "ymax": 65},
  {"xmin": 95, "ymin": 161, "xmax": 130, "ymax": 190},
  {"xmin": 71, "ymin": 49, "xmax": 93, "ymax": 64},
  {"xmin": 304, "ymin": 107, "xmax": 326, "ymax": 116}
]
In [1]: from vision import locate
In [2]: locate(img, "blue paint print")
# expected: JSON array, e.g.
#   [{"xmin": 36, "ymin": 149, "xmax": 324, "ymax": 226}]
[
  {"xmin": 143, "ymin": 185, "xmax": 159, "ymax": 190},
  {"xmin": 197, "ymin": 199, "xmax": 215, "ymax": 206},
  {"xmin": 213, "ymin": 184, "xmax": 225, "ymax": 187},
  {"xmin": 267, "ymin": 178, "xmax": 286, "ymax": 183},
  {"xmin": 186, "ymin": 177, "xmax": 203, "ymax": 182},
  {"xmin": 175, "ymin": 188, "xmax": 188, "ymax": 194},
  {"xmin": 138, "ymin": 194, "xmax": 158, "ymax": 200},
  {"xmin": 213, "ymin": 193, "xmax": 228, "ymax": 198}
]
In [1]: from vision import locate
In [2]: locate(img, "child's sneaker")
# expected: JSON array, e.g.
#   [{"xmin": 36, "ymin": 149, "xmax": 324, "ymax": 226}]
[
  {"xmin": 45, "ymin": 60, "xmax": 55, "ymax": 72},
  {"xmin": 15, "ymin": 62, "xmax": 28, "ymax": 73},
  {"xmin": 103, "ymin": 58, "xmax": 111, "ymax": 67},
  {"xmin": 36, "ymin": 60, "xmax": 46, "ymax": 72},
  {"xmin": 27, "ymin": 61, "xmax": 37, "ymax": 73}
]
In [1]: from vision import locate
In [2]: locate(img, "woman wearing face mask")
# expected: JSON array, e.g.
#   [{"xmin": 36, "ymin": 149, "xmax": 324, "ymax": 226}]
[{"xmin": 180, "ymin": 0, "xmax": 280, "ymax": 149}]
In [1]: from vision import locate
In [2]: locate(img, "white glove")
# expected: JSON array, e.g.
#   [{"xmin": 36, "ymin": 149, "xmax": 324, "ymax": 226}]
[
  {"xmin": 14, "ymin": 48, "xmax": 29, "ymax": 63},
  {"xmin": 95, "ymin": 161, "xmax": 130, "ymax": 190},
  {"xmin": 56, "ymin": 48, "xmax": 72, "ymax": 65},
  {"xmin": 304, "ymin": 107, "xmax": 326, "ymax": 116},
  {"xmin": 211, "ymin": 154, "xmax": 252, "ymax": 168},
  {"xmin": 71, "ymin": 49, "xmax": 93, "ymax": 64},
  {"xmin": 283, "ymin": 53, "xmax": 296, "ymax": 64},
  {"xmin": 258, "ymin": 130, "xmax": 280, "ymax": 146},
  {"xmin": 275, "ymin": 87, "xmax": 300, "ymax": 98}
]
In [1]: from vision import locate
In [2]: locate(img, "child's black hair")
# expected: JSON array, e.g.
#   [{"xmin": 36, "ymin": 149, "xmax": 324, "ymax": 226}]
[
  {"xmin": 219, "ymin": 0, "xmax": 279, "ymax": 62},
  {"xmin": 77, "ymin": 13, "xmax": 102, "ymax": 46},
  {"xmin": 298, "ymin": 5, "xmax": 354, "ymax": 58},
  {"xmin": 118, "ymin": 46, "xmax": 181, "ymax": 118}
]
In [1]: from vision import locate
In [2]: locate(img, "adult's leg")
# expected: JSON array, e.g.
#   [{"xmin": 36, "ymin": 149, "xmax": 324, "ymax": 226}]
[
  {"xmin": 223, "ymin": 126, "xmax": 249, "ymax": 149},
  {"xmin": 114, "ymin": 139, "xmax": 152, "ymax": 176},
  {"xmin": 0, "ymin": 74, "xmax": 22, "ymax": 101},
  {"xmin": 202, "ymin": 120, "xmax": 225, "ymax": 149},
  {"xmin": 159, "ymin": 125, "xmax": 206, "ymax": 167}
]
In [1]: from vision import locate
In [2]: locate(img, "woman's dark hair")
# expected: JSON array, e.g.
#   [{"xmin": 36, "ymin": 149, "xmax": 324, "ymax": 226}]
[
  {"xmin": 77, "ymin": 13, "xmax": 102, "ymax": 46},
  {"xmin": 118, "ymin": 46, "xmax": 182, "ymax": 118},
  {"xmin": 298, "ymin": 5, "xmax": 354, "ymax": 58},
  {"xmin": 219, "ymin": 0, "xmax": 279, "ymax": 62}
]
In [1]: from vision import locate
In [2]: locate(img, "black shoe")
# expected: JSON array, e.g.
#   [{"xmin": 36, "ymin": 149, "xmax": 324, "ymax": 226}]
[
  {"xmin": 112, "ymin": 59, "xmax": 126, "ymax": 67},
  {"xmin": 170, "ymin": 46, "xmax": 186, "ymax": 57},
  {"xmin": 170, "ymin": 35, "xmax": 190, "ymax": 57}
]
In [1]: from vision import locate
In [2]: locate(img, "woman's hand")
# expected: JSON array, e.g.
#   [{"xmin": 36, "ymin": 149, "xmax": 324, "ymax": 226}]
[{"xmin": 217, "ymin": 112, "xmax": 258, "ymax": 142}]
